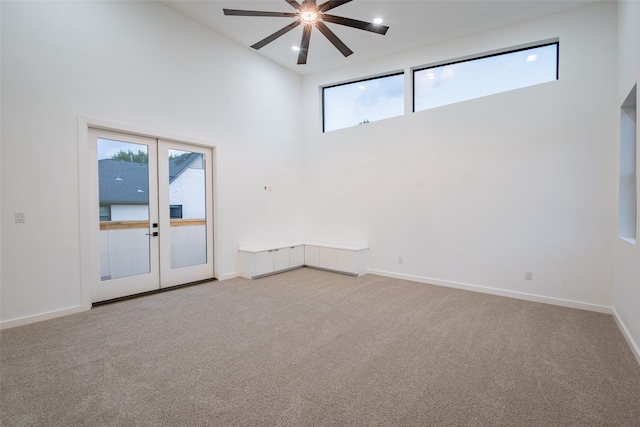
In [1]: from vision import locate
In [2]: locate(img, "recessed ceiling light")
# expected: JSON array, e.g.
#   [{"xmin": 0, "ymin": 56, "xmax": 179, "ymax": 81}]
[
  {"xmin": 373, "ymin": 18, "xmax": 383, "ymax": 24},
  {"xmin": 292, "ymin": 46, "xmax": 300, "ymax": 51},
  {"xmin": 359, "ymin": 85, "xmax": 366, "ymax": 90},
  {"xmin": 527, "ymin": 54, "xmax": 537, "ymax": 62},
  {"xmin": 427, "ymin": 73, "xmax": 435, "ymax": 79}
]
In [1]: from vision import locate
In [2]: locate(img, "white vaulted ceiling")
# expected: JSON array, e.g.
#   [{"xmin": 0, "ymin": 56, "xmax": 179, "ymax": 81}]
[{"xmin": 160, "ymin": 0, "xmax": 601, "ymax": 75}]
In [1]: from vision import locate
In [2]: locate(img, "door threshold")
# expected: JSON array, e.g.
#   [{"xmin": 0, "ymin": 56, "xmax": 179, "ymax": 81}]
[{"xmin": 92, "ymin": 278, "xmax": 216, "ymax": 307}]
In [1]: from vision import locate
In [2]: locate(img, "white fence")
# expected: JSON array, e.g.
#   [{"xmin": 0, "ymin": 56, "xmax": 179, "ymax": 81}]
[{"xmin": 100, "ymin": 224, "xmax": 206, "ymax": 280}]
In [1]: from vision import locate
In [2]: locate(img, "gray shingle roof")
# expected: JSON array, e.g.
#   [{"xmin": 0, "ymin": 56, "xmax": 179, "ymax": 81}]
[
  {"xmin": 169, "ymin": 152, "xmax": 202, "ymax": 183},
  {"xmin": 99, "ymin": 153, "xmax": 202, "ymax": 205},
  {"xmin": 99, "ymin": 159, "xmax": 149, "ymax": 204}
]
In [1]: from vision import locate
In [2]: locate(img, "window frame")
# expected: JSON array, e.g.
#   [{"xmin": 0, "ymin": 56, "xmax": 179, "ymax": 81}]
[
  {"xmin": 99, "ymin": 205, "xmax": 111, "ymax": 222},
  {"xmin": 170, "ymin": 204, "xmax": 183, "ymax": 219},
  {"xmin": 322, "ymin": 70, "xmax": 405, "ymax": 133},
  {"xmin": 412, "ymin": 40, "xmax": 560, "ymax": 113},
  {"xmin": 619, "ymin": 84, "xmax": 637, "ymax": 243}
]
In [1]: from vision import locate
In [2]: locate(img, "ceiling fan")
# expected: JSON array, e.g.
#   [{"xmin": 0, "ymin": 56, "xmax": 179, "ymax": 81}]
[{"xmin": 223, "ymin": 0, "xmax": 389, "ymax": 65}]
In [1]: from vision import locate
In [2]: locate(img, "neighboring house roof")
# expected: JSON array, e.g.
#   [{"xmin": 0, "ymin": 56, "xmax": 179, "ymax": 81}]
[
  {"xmin": 99, "ymin": 153, "xmax": 202, "ymax": 205},
  {"xmin": 169, "ymin": 152, "xmax": 202, "ymax": 183},
  {"xmin": 99, "ymin": 159, "xmax": 149, "ymax": 205}
]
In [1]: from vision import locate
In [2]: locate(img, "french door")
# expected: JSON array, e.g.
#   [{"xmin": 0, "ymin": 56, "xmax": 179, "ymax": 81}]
[{"xmin": 89, "ymin": 129, "xmax": 214, "ymax": 302}]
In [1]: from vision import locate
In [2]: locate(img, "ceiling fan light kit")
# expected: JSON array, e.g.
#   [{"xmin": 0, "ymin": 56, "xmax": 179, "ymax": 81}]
[{"xmin": 223, "ymin": 0, "xmax": 389, "ymax": 65}]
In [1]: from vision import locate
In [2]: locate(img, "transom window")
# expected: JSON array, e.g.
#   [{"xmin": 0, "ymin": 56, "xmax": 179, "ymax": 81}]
[
  {"xmin": 323, "ymin": 72, "xmax": 404, "ymax": 132},
  {"xmin": 320, "ymin": 41, "xmax": 559, "ymax": 132},
  {"xmin": 413, "ymin": 42, "xmax": 559, "ymax": 112}
]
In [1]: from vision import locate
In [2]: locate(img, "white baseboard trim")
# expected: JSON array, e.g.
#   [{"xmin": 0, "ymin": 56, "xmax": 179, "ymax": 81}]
[
  {"xmin": 218, "ymin": 272, "xmax": 241, "ymax": 281},
  {"xmin": 612, "ymin": 308, "xmax": 640, "ymax": 366},
  {"xmin": 0, "ymin": 305, "xmax": 86, "ymax": 330},
  {"xmin": 369, "ymin": 269, "xmax": 613, "ymax": 314},
  {"xmin": 1, "ymin": 274, "xmax": 243, "ymax": 329}
]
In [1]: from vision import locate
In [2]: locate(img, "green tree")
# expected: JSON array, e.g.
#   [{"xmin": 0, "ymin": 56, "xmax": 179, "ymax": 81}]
[{"xmin": 111, "ymin": 149, "xmax": 148, "ymax": 163}]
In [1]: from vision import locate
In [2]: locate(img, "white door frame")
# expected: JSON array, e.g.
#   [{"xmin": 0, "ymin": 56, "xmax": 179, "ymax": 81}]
[
  {"xmin": 89, "ymin": 129, "xmax": 161, "ymax": 302},
  {"xmin": 78, "ymin": 116, "xmax": 219, "ymax": 309}
]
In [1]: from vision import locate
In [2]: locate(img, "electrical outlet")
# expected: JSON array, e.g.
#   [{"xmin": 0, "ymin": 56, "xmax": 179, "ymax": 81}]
[{"xmin": 525, "ymin": 271, "xmax": 533, "ymax": 280}]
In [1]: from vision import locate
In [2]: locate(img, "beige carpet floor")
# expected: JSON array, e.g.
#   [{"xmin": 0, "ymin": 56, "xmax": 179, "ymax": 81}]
[{"xmin": 1, "ymin": 268, "xmax": 639, "ymax": 426}]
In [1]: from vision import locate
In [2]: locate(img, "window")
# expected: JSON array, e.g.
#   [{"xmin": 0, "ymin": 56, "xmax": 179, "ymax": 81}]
[
  {"xmin": 323, "ymin": 72, "xmax": 404, "ymax": 132},
  {"xmin": 170, "ymin": 205, "xmax": 183, "ymax": 219},
  {"xmin": 619, "ymin": 85, "xmax": 637, "ymax": 241},
  {"xmin": 413, "ymin": 42, "xmax": 559, "ymax": 112},
  {"xmin": 99, "ymin": 206, "xmax": 111, "ymax": 222}
]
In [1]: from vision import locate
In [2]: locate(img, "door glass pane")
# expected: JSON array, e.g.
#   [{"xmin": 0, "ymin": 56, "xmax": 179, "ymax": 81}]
[
  {"xmin": 167, "ymin": 149, "xmax": 207, "ymax": 269},
  {"xmin": 98, "ymin": 138, "xmax": 150, "ymax": 280}
]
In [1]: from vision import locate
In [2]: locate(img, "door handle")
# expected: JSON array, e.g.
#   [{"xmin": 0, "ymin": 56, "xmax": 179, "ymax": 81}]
[{"xmin": 146, "ymin": 232, "xmax": 159, "ymax": 237}]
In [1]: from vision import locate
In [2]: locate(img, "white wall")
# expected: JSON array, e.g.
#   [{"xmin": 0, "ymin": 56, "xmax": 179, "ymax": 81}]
[
  {"xmin": 0, "ymin": 0, "xmax": 304, "ymax": 324},
  {"xmin": 301, "ymin": 2, "xmax": 618, "ymax": 310},
  {"xmin": 615, "ymin": 0, "xmax": 640, "ymax": 361},
  {"xmin": 111, "ymin": 205, "xmax": 149, "ymax": 221},
  {"xmin": 1, "ymin": 0, "xmax": 631, "ymax": 338},
  {"xmin": 170, "ymin": 168, "xmax": 205, "ymax": 219}
]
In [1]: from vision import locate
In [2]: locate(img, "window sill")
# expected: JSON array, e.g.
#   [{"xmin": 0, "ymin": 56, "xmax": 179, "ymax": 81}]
[{"xmin": 619, "ymin": 236, "xmax": 637, "ymax": 246}]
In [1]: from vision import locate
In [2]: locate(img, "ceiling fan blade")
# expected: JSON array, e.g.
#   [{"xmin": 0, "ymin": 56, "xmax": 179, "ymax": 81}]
[
  {"xmin": 315, "ymin": 21, "xmax": 353, "ymax": 57},
  {"xmin": 318, "ymin": 0, "xmax": 352, "ymax": 13},
  {"xmin": 223, "ymin": 9, "xmax": 298, "ymax": 18},
  {"xmin": 321, "ymin": 14, "xmax": 389, "ymax": 35},
  {"xmin": 251, "ymin": 21, "xmax": 301, "ymax": 50},
  {"xmin": 285, "ymin": 0, "xmax": 302, "ymax": 10},
  {"xmin": 297, "ymin": 24, "xmax": 313, "ymax": 65}
]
